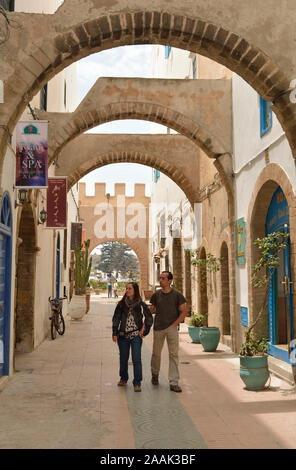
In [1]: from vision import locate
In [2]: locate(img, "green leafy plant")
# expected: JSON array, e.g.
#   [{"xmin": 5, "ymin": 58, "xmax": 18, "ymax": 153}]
[
  {"xmin": 190, "ymin": 250, "xmax": 223, "ymax": 284},
  {"xmin": 74, "ymin": 239, "xmax": 92, "ymax": 295},
  {"xmin": 189, "ymin": 312, "xmax": 208, "ymax": 327},
  {"xmin": 240, "ymin": 230, "xmax": 289, "ymax": 356}
]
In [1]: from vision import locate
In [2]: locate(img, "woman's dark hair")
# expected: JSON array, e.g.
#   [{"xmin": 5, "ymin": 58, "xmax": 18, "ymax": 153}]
[{"xmin": 118, "ymin": 282, "xmax": 142, "ymax": 308}]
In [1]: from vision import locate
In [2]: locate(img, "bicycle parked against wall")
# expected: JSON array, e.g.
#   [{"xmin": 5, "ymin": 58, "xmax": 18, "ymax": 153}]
[{"xmin": 48, "ymin": 295, "xmax": 67, "ymax": 340}]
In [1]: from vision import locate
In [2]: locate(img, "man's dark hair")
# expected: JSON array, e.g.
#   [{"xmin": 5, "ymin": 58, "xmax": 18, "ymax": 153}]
[{"xmin": 162, "ymin": 270, "xmax": 173, "ymax": 280}]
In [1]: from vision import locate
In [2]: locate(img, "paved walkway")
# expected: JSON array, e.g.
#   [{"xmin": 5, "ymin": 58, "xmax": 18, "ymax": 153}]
[{"xmin": 0, "ymin": 296, "xmax": 296, "ymax": 449}]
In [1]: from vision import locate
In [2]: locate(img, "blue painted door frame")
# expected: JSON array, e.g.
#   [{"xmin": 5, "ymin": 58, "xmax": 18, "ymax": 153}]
[
  {"xmin": 0, "ymin": 192, "xmax": 12, "ymax": 377},
  {"xmin": 266, "ymin": 187, "xmax": 294, "ymax": 363},
  {"xmin": 56, "ymin": 233, "xmax": 60, "ymax": 299}
]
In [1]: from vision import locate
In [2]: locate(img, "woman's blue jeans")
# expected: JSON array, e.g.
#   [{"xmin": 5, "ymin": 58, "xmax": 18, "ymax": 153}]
[{"xmin": 118, "ymin": 335, "xmax": 143, "ymax": 386}]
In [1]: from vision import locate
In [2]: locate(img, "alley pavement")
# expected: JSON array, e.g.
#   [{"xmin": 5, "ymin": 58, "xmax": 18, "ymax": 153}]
[{"xmin": 0, "ymin": 295, "xmax": 296, "ymax": 449}]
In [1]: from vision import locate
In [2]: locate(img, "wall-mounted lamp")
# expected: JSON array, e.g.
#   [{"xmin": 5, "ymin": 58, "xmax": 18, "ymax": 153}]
[
  {"xmin": 37, "ymin": 208, "xmax": 47, "ymax": 225},
  {"xmin": 106, "ymin": 193, "xmax": 110, "ymax": 204},
  {"xmin": 15, "ymin": 188, "xmax": 28, "ymax": 208}
]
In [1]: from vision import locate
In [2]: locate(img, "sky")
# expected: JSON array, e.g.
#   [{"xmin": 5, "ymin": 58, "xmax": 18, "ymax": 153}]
[{"xmin": 76, "ymin": 45, "xmax": 167, "ymax": 196}]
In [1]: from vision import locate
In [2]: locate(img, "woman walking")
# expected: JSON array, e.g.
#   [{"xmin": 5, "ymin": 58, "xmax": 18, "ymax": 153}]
[{"xmin": 112, "ymin": 282, "xmax": 153, "ymax": 392}]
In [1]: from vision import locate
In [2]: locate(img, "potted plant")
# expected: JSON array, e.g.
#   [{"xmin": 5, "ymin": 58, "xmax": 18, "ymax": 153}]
[
  {"xmin": 188, "ymin": 312, "xmax": 207, "ymax": 343},
  {"xmin": 69, "ymin": 239, "xmax": 92, "ymax": 321},
  {"xmin": 239, "ymin": 231, "xmax": 289, "ymax": 390},
  {"xmin": 191, "ymin": 249, "xmax": 223, "ymax": 352}
]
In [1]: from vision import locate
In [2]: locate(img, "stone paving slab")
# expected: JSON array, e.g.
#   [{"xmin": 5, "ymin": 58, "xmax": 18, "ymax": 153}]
[{"xmin": 0, "ymin": 296, "xmax": 296, "ymax": 449}]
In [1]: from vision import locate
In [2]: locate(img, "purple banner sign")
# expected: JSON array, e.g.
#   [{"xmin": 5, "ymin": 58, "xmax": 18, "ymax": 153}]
[{"xmin": 15, "ymin": 120, "xmax": 48, "ymax": 188}]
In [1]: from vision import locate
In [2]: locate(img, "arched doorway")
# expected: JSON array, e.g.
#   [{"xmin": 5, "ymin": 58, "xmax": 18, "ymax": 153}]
[
  {"xmin": 0, "ymin": 192, "xmax": 12, "ymax": 376},
  {"xmin": 172, "ymin": 236, "xmax": 183, "ymax": 292},
  {"xmin": 221, "ymin": 242, "xmax": 230, "ymax": 337},
  {"xmin": 266, "ymin": 186, "xmax": 294, "ymax": 363},
  {"xmin": 184, "ymin": 249, "xmax": 192, "ymax": 316},
  {"xmin": 56, "ymin": 232, "xmax": 61, "ymax": 298},
  {"xmin": 199, "ymin": 247, "xmax": 208, "ymax": 317},
  {"xmin": 15, "ymin": 204, "xmax": 36, "ymax": 353}
]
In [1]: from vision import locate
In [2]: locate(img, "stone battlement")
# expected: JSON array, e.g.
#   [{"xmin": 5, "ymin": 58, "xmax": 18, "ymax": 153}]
[{"xmin": 78, "ymin": 182, "xmax": 150, "ymax": 205}]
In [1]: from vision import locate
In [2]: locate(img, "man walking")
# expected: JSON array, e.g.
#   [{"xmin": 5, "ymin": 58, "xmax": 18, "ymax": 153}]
[{"xmin": 150, "ymin": 271, "xmax": 187, "ymax": 392}]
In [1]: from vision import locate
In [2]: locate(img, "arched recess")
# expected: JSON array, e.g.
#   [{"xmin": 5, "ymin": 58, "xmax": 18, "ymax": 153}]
[
  {"xmin": 172, "ymin": 236, "xmax": 183, "ymax": 293},
  {"xmin": 220, "ymin": 241, "xmax": 230, "ymax": 337},
  {"xmin": 198, "ymin": 247, "xmax": 208, "ymax": 317},
  {"xmin": 66, "ymin": 150, "xmax": 199, "ymax": 204},
  {"xmin": 0, "ymin": 192, "xmax": 12, "ymax": 376},
  {"xmin": 89, "ymin": 238, "xmax": 148, "ymax": 292},
  {"xmin": 15, "ymin": 204, "xmax": 37, "ymax": 353},
  {"xmin": 1, "ymin": 4, "xmax": 294, "ymax": 168},
  {"xmin": 247, "ymin": 164, "xmax": 296, "ymax": 342}
]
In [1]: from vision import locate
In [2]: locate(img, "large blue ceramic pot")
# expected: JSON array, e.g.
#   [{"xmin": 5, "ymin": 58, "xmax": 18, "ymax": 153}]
[
  {"xmin": 199, "ymin": 327, "xmax": 220, "ymax": 352},
  {"xmin": 239, "ymin": 355, "xmax": 269, "ymax": 391},
  {"xmin": 187, "ymin": 326, "xmax": 201, "ymax": 343}
]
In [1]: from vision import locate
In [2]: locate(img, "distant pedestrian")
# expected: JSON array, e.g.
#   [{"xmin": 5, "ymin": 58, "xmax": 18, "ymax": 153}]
[
  {"xmin": 107, "ymin": 279, "xmax": 112, "ymax": 298},
  {"xmin": 150, "ymin": 271, "xmax": 186, "ymax": 392},
  {"xmin": 113, "ymin": 280, "xmax": 119, "ymax": 298},
  {"xmin": 112, "ymin": 282, "xmax": 153, "ymax": 392}
]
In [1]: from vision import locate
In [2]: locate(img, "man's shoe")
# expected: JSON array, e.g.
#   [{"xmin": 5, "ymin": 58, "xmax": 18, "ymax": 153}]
[
  {"xmin": 151, "ymin": 374, "xmax": 159, "ymax": 385},
  {"xmin": 170, "ymin": 384, "xmax": 182, "ymax": 393},
  {"xmin": 134, "ymin": 385, "xmax": 141, "ymax": 392},
  {"xmin": 117, "ymin": 379, "xmax": 127, "ymax": 386}
]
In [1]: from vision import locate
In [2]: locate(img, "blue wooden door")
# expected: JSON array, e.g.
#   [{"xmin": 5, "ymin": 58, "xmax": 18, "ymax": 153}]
[
  {"xmin": 266, "ymin": 187, "xmax": 293, "ymax": 363},
  {"xmin": 0, "ymin": 193, "xmax": 12, "ymax": 377}
]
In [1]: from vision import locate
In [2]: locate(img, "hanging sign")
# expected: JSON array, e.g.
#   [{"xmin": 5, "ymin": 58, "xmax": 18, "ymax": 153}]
[
  {"xmin": 46, "ymin": 177, "xmax": 67, "ymax": 228},
  {"xmin": 70, "ymin": 222, "xmax": 82, "ymax": 250},
  {"xmin": 235, "ymin": 217, "xmax": 246, "ymax": 265},
  {"xmin": 15, "ymin": 120, "xmax": 48, "ymax": 188}
]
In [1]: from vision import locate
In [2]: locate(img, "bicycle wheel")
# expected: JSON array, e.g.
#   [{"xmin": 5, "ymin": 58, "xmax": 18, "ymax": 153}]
[
  {"xmin": 51, "ymin": 316, "xmax": 57, "ymax": 340},
  {"xmin": 56, "ymin": 313, "xmax": 65, "ymax": 335}
]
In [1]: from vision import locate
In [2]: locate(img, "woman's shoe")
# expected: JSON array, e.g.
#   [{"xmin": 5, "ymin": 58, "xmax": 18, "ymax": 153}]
[
  {"xmin": 134, "ymin": 385, "xmax": 141, "ymax": 392},
  {"xmin": 117, "ymin": 379, "xmax": 127, "ymax": 386}
]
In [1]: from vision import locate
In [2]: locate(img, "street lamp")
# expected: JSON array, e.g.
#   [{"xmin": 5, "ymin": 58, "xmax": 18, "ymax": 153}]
[
  {"xmin": 37, "ymin": 207, "xmax": 48, "ymax": 225},
  {"xmin": 15, "ymin": 188, "xmax": 28, "ymax": 208}
]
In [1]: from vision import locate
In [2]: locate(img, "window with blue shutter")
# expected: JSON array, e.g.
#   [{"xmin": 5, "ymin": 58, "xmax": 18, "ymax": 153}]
[
  {"xmin": 260, "ymin": 97, "xmax": 272, "ymax": 137},
  {"xmin": 165, "ymin": 46, "xmax": 171, "ymax": 59}
]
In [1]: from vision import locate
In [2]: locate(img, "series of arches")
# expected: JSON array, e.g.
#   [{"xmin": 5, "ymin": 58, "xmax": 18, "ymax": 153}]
[{"xmin": 1, "ymin": 2, "xmax": 296, "ymax": 364}]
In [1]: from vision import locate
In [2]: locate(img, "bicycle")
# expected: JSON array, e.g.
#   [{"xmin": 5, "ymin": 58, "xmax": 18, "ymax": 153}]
[{"xmin": 48, "ymin": 295, "xmax": 67, "ymax": 340}]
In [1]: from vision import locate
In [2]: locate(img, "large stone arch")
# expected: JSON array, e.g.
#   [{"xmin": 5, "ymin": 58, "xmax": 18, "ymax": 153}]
[
  {"xmin": 38, "ymin": 77, "xmax": 232, "ymax": 163},
  {"xmin": 57, "ymin": 133, "xmax": 201, "ymax": 203},
  {"xmin": 246, "ymin": 164, "xmax": 296, "ymax": 342},
  {"xmin": 89, "ymin": 237, "xmax": 148, "ymax": 292},
  {"xmin": 1, "ymin": 1, "xmax": 296, "ymax": 167}
]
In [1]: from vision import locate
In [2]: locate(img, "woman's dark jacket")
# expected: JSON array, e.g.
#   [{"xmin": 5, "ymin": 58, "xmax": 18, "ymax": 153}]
[{"xmin": 112, "ymin": 300, "xmax": 153, "ymax": 338}]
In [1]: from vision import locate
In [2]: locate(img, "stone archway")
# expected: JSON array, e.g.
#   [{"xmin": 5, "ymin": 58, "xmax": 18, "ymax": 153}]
[
  {"xmin": 58, "ymin": 133, "xmax": 201, "ymax": 204},
  {"xmin": 1, "ymin": 1, "xmax": 296, "ymax": 170},
  {"xmin": 89, "ymin": 238, "xmax": 147, "ymax": 293},
  {"xmin": 15, "ymin": 203, "xmax": 37, "ymax": 353},
  {"xmin": 0, "ymin": 0, "xmax": 296, "ymax": 165},
  {"xmin": 247, "ymin": 164, "xmax": 296, "ymax": 341}
]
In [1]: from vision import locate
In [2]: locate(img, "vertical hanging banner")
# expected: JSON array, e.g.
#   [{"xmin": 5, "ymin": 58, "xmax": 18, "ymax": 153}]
[
  {"xmin": 15, "ymin": 120, "xmax": 48, "ymax": 188},
  {"xmin": 70, "ymin": 222, "xmax": 83, "ymax": 250},
  {"xmin": 46, "ymin": 177, "xmax": 67, "ymax": 228}
]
